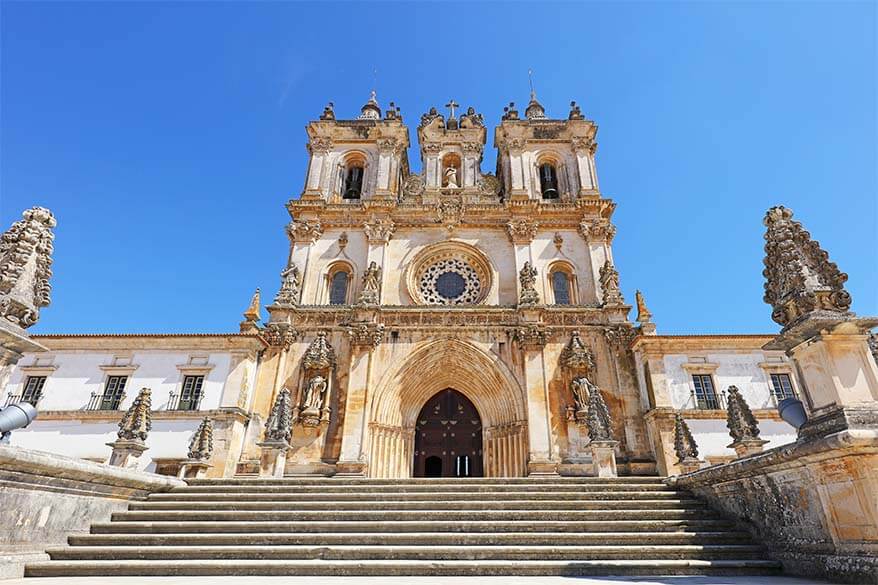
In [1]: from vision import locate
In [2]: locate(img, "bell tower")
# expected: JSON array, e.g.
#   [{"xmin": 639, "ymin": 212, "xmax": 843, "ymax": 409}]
[
  {"xmin": 300, "ymin": 92, "xmax": 410, "ymax": 202},
  {"xmin": 494, "ymin": 94, "xmax": 599, "ymax": 202}
]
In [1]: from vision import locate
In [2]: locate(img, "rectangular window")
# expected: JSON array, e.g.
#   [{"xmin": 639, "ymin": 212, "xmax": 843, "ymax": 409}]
[
  {"xmin": 100, "ymin": 375, "xmax": 128, "ymax": 410},
  {"xmin": 770, "ymin": 373, "xmax": 796, "ymax": 401},
  {"xmin": 692, "ymin": 374, "xmax": 719, "ymax": 409},
  {"xmin": 21, "ymin": 376, "xmax": 47, "ymax": 406},
  {"xmin": 177, "ymin": 375, "xmax": 205, "ymax": 410}
]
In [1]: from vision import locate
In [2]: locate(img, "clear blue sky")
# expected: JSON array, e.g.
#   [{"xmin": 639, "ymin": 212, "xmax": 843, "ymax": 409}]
[{"xmin": 2, "ymin": 1, "xmax": 875, "ymax": 335}]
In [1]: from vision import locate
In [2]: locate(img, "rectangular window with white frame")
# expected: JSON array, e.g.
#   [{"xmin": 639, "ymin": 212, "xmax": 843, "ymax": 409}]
[
  {"xmin": 98, "ymin": 375, "xmax": 128, "ymax": 410},
  {"xmin": 175, "ymin": 375, "xmax": 205, "ymax": 411},
  {"xmin": 769, "ymin": 373, "xmax": 796, "ymax": 401},
  {"xmin": 21, "ymin": 376, "xmax": 47, "ymax": 406},
  {"xmin": 691, "ymin": 374, "xmax": 720, "ymax": 409}
]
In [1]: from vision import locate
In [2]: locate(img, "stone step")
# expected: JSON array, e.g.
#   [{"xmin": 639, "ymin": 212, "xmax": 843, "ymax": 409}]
[
  {"xmin": 69, "ymin": 531, "xmax": 759, "ymax": 547},
  {"xmin": 91, "ymin": 519, "xmax": 738, "ymax": 534},
  {"xmin": 110, "ymin": 509, "xmax": 719, "ymax": 523},
  {"xmin": 173, "ymin": 483, "xmax": 676, "ymax": 494},
  {"xmin": 129, "ymin": 499, "xmax": 706, "ymax": 512},
  {"xmin": 148, "ymin": 490, "xmax": 690, "ymax": 502},
  {"xmin": 184, "ymin": 477, "xmax": 666, "ymax": 487},
  {"xmin": 46, "ymin": 544, "xmax": 769, "ymax": 562},
  {"xmin": 24, "ymin": 558, "xmax": 783, "ymax": 577}
]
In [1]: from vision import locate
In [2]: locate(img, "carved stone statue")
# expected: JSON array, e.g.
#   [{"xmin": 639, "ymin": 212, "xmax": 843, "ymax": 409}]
[
  {"xmin": 358, "ymin": 261, "xmax": 382, "ymax": 305},
  {"xmin": 444, "ymin": 166, "xmax": 459, "ymax": 189},
  {"xmin": 571, "ymin": 376, "xmax": 592, "ymax": 414},
  {"xmin": 635, "ymin": 290, "xmax": 652, "ymax": 324},
  {"xmin": 274, "ymin": 262, "xmax": 301, "ymax": 305},
  {"xmin": 0, "ymin": 207, "xmax": 56, "ymax": 329},
  {"xmin": 301, "ymin": 375, "xmax": 328, "ymax": 412},
  {"xmin": 599, "ymin": 260, "xmax": 624, "ymax": 306},
  {"xmin": 518, "ymin": 261, "xmax": 540, "ymax": 305}
]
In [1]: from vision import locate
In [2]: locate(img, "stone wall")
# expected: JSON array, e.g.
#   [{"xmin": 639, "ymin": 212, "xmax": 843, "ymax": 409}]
[
  {"xmin": 0, "ymin": 445, "xmax": 183, "ymax": 576},
  {"xmin": 672, "ymin": 429, "xmax": 878, "ymax": 584}
]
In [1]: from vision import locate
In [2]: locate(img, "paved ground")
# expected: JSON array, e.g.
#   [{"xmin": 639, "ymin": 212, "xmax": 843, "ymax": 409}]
[{"xmin": 1, "ymin": 577, "xmax": 841, "ymax": 585}]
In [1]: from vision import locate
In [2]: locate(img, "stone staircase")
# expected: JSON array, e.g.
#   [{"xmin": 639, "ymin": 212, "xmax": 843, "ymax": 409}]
[{"xmin": 26, "ymin": 477, "xmax": 781, "ymax": 577}]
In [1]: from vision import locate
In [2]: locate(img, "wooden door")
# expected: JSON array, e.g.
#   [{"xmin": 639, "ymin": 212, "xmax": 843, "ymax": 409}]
[{"xmin": 413, "ymin": 389, "xmax": 483, "ymax": 477}]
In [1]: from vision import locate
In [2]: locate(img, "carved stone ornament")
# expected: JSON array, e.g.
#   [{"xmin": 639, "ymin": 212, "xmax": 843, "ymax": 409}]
[
  {"xmin": 603, "ymin": 325, "xmax": 637, "ymax": 349},
  {"xmin": 568, "ymin": 101, "xmax": 584, "ymax": 120},
  {"xmin": 263, "ymin": 387, "xmax": 293, "ymax": 443},
  {"xmin": 635, "ymin": 290, "xmax": 653, "ymax": 324},
  {"xmin": 419, "ymin": 107, "xmax": 443, "ymax": 129},
  {"xmin": 571, "ymin": 136, "xmax": 596, "ymax": 153},
  {"xmin": 586, "ymin": 386, "xmax": 614, "ymax": 442},
  {"xmin": 506, "ymin": 218, "xmax": 539, "ymax": 244},
  {"xmin": 423, "ymin": 142, "xmax": 442, "ymax": 154},
  {"xmin": 762, "ymin": 205, "xmax": 852, "ymax": 328},
  {"xmin": 319, "ymin": 102, "xmax": 335, "ymax": 120},
  {"xmin": 599, "ymin": 260, "xmax": 624, "ymax": 306},
  {"xmin": 286, "ymin": 219, "xmax": 323, "ymax": 243},
  {"xmin": 560, "ymin": 330, "xmax": 595, "ymax": 372},
  {"xmin": 578, "ymin": 218, "xmax": 616, "ymax": 243},
  {"xmin": 263, "ymin": 322, "xmax": 298, "ymax": 350},
  {"xmin": 0, "ymin": 206, "xmax": 56, "ymax": 329},
  {"xmin": 308, "ymin": 137, "xmax": 333, "ymax": 153},
  {"xmin": 346, "ymin": 321, "xmax": 385, "ymax": 350},
  {"xmin": 725, "ymin": 385, "xmax": 762, "ymax": 442},
  {"xmin": 338, "ymin": 232, "xmax": 349, "ymax": 251},
  {"xmin": 377, "ymin": 138, "xmax": 399, "ymax": 154},
  {"xmin": 461, "ymin": 142, "xmax": 483, "ymax": 155},
  {"xmin": 242, "ymin": 288, "xmax": 261, "ymax": 323},
  {"xmin": 117, "ymin": 387, "xmax": 152, "ymax": 442},
  {"xmin": 274, "ymin": 262, "xmax": 301, "ymax": 306},
  {"xmin": 357, "ymin": 261, "xmax": 382, "ymax": 305},
  {"xmin": 402, "ymin": 174, "xmax": 426, "ymax": 198},
  {"xmin": 501, "ymin": 102, "xmax": 520, "ymax": 121},
  {"xmin": 553, "ymin": 233, "xmax": 564, "ymax": 251},
  {"xmin": 518, "ymin": 261, "xmax": 540, "ymax": 305},
  {"xmin": 570, "ymin": 376, "xmax": 594, "ymax": 419},
  {"xmin": 297, "ymin": 374, "xmax": 330, "ymax": 426},
  {"xmin": 187, "ymin": 417, "xmax": 214, "ymax": 461},
  {"xmin": 302, "ymin": 331, "xmax": 336, "ymax": 370},
  {"xmin": 674, "ymin": 413, "xmax": 699, "ymax": 463},
  {"xmin": 363, "ymin": 218, "xmax": 395, "ymax": 244},
  {"xmin": 459, "ymin": 106, "xmax": 484, "ymax": 128},
  {"xmin": 477, "ymin": 174, "xmax": 502, "ymax": 197},
  {"xmin": 436, "ymin": 197, "xmax": 464, "ymax": 231},
  {"xmin": 509, "ymin": 324, "xmax": 548, "ymax": 348}
]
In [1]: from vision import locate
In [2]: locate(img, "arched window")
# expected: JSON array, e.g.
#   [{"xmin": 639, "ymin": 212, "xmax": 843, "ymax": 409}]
[
  {"xmin": 539, "ymin": 163, "xmax": 559, "ymax": 199},
  {"xmin": 551, "ymin": 270, "xmax": 572, "ymax": 305},
  {"xmin": 328, "ymin": 270, "xmax": 350, "ymax": 305},
  {"xmin": 343, "ymin": 165, "xmax": 364, "ymax": 199}
]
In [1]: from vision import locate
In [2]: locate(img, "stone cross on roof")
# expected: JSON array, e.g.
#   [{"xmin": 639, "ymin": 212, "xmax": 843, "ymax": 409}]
[{"xmin": 445, "ymin": 100, "xmax": 459, "ymax": 119}]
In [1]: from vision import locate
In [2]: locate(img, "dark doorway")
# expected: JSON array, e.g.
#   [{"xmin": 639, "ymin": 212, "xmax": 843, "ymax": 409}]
[{"xmin": 413, "ymin": 389, "xmax": 483, "ymax": 477}]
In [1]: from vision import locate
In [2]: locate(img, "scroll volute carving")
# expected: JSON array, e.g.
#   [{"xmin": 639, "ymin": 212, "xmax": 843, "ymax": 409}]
[{"xmin": 292, "ymin": 331, "xmax": 336, "ymax": 428}]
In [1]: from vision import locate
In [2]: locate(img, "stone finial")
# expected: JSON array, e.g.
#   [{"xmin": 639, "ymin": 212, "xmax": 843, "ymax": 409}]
[
  {"xmin": 117, "ymin": 387, "xmax": 152, "ymax": 442},
  {"xmin": 303, "ymin": 331, "xmax": 336, "ymax": 370},
  {"xmin": 762, "ymin": 206, "xmax": 852, "ymax": 330},
  {"xmin": 673, "ymin": 413, "xmax": 699, "ymax": 463},
  {"xmin": 599, "ymin": 260, "xmax": 624, "ymax": 306},
  {"xmin": 518, "ymin": 261, "xmax": 540, "ymax": 305},
  {"xmin": 319, "ymin": 102, "xmax": 335, "ymax": 120},
  {"xmin": 243, "ymin": 288, "xmax": 261, "ymax": 322},
  {"xmin": 568, "ymin": 101, "xmax": 584, "ymax": 120},
  {"xmin": 586, "ymin": 386, "xmax": 614, "ymax": 442},
  {"xmin": 726, "ymin": 385, "xmax": 762, "ymax": 442},
  {"xmin": 187, "ymin": 417, "xmax": 214, "ymax": 461},
  {"xmin": 525, "ymin": 92, "xmax": 546, "ymax": 120},
  {"xmin": 502, "ymin": 102, "xmax": 519, "ymax": 121},
  {"xmin": 560, "ymin": 330, "xmax": 595, "ymax": 372},
  {"xmin": 357, "ymin": 261, "xmax": 382, "ymax": 305},
  {"xmin": 635, "ymin": 290, "xmax": 652, "ymax": 324},
  {"xmin": 274, "ymin": 262, "xmax": 301, "ymax": 306},
  {"xmin": 263, "ymin": 387, "xmax": 293, "ymax": 443},
  {"xmin": 0, "ymin": 206, "xmax": 56, "ymax": 329}
]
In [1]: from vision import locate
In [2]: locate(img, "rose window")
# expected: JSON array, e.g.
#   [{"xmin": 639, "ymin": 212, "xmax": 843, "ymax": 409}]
[{"xmin": 418, "ymin": 257, "xmax": 482, "ymax": 305}]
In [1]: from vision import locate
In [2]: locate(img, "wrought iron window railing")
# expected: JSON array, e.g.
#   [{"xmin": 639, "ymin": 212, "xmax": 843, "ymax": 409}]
[{"xmin": 85, "ymin": 391, "xmax": 126, "ymax": 411}]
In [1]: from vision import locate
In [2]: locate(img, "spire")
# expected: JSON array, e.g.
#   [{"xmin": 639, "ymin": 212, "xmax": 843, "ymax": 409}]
[
  {"xmin": 673, "ymin": 413, "xmax": 699, "ymax": 463},
  {"xmin": 263, "ymin": 387, "xmax": 293, "ymax": 444},
  {"xmin": 762, "ymin": 206, "xmax": 852, "ymax": 330},
  {"xmin": 240, "ymin": 288, "xmax": 261, "ymax": 333},
  {"xmin": 725, "ymin": 385, "xmax": 762, "ymax": 443},
  {"xmin": 635, "ymin": 290, "xmax": 653, "ymax": 324},
  {"xmin": 358, "ymin": 90, "xmax": 381, "ymax": 120},
  {"xmin": 187, "ymin": 417, "xmax": 214, "ymax": 461},
  {"xmin": 525, "ymin": 69, "xmax": 546, "ymax": 120},
  {"xmin": 586, "ymin": 386, "xmax": 614, "ymax": 442},
  {"xmin": 117, "ymin": 387, "xmax": 152, "ymax": 442}
]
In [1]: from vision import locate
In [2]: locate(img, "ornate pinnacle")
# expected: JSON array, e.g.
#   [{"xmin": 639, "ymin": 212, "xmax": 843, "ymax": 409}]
[
  {"xmin": 762, "ymin": 206, "xmax": 852, "ymax": 329},
  {"xmin": 635, "ymin": 290, "xmax": 653, "ymax": 324},
  {"xmin": 673, "ymin": 413, "xmax": 699, "ymax": 463},
  {"xmin": 560, "ymin": 330, "xmax": 595, "ymax": 372},
  {"xmin": 0, "ymin": 206, "xmax": 57, "ymax": 329},
  {"xmin": 263, "ymin": 387, "xmax": 293, "ymax": 443},
  {"xmin": 303, "ymin": 331, "xmax": 335, "ymax": 370},
  {"xmin": 243, "ymin": 288, "xmax": 261, "ymax": 322},
  {"xmin": 586, "ymin": 386, "xmax": 614, "ymax": 442},
  {"xmin": 187, "ymin": 417, "xmax": 214, "ymax": 461},
  {"xmin": 117, "ymin": 387, "xmax": 152, "ymax": 442},
  {"xmin": 725, "ymin": 385, "xmax": 762, "ymax": 442}
]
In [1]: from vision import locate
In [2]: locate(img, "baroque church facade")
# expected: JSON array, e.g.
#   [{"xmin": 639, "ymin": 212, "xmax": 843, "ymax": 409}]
[{"xmin": 2, "ymin": 93, "xmax": 805, "ymax": 479}]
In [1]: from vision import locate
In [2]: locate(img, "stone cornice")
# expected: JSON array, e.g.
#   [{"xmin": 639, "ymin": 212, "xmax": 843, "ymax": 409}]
[
  {"xmin": 29, "ymin": 334, "xmax": 267, "ymax": 352},
  {"xmin": 631, "ymin": 334, "xmax": 778, "ymax": 354}
]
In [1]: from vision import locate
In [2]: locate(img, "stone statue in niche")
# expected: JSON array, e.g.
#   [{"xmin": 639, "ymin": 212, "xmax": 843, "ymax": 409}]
[
  {"xmin": 518, "ymin": 261, "xmax": 540, "ymax": 305},
  {"xmin": 301, "ymin": 375, "xmax": 328, "ymax": 412},
  {"xmin": 358, "ymin": 261, "xmax": 382, "ymax": 305},
  {"xmin": 571, "ymin": 376, "xmax": 596, "ymax": 423},
  {"xmin": 444, "ymin": 166, "xmax": 459, "ymax": 189}
]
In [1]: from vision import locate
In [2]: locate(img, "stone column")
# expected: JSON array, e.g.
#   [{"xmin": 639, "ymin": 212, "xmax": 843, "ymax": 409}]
[
  {"xmin": 286, "ymin": 219, "xmax": 323, "ymax": 304},
  {"xmin": 579, "ymin": 218, "xmax": 617, "ymax": 306},
  {"xmin": 362, "ymin": 219, "xmax": 395, "ymax": 305},
  {"xmin": 572, "ymin": 137, "xmax": 598, "ymax": 196},
  {"xmin": 336, "ymin": 318, "xmax": 384, "ymax": 476},
  {"xmin": 511, "ymin": 324, "xmax": 557, "ymax": 476},
  {"xmin": 302, "ymin": 138, "xmax": 333, "ymax": 199}
]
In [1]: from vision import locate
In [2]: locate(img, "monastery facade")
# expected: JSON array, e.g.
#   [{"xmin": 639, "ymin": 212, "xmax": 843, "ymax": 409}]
[{"xmin": 2, "ymin": 94, "xmax": 804, "ymax": 478}]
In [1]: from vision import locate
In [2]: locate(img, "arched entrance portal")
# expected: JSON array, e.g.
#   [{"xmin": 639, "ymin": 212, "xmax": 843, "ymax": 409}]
[{"xmin": 413, "ymin": 389, "xmax": 483, "ymax": 477}]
